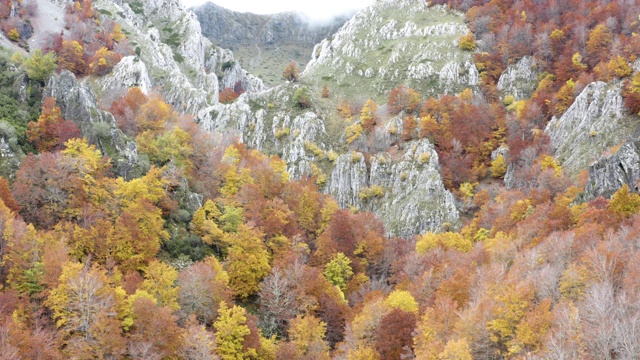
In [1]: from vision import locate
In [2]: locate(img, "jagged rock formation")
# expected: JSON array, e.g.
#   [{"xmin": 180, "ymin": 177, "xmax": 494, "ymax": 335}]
[
  {"xmin": 44, "ymin": 70, "xmax": 141, "ymax": 178},
  {"xmin": 327, "ymin": 139, "xmax": 459, "ymax": 237},
  {"xmin": 367, "ymin": 140, "xmax": 459, "ymax": 237},
  {"xmin": 583, "ymin": 139, "xmax": 640, "ymax": 200},
  {"xmin": 98, "ymin": 56, "xmax": 152, "ymax": 95},
  {"xmin": 546, "ymin": 81, "xmax": 637, "ymax": 175},
  {"xmin": 497, "ymin": 56, "xmax": 539, "ymax": 100},
  {"xmin": 198, "ymin": 85, "xmax": 330, "ymax": 180},
  {"xmin": 91, "ymin": 0, "xmax": 264, "ymax": 115},
  {"xmin": 193, "ymin": 2, "xmax": 347, "ymax": 85},
  {"xmin": 303, "ymin": 0, "xmax": 478, "ymax": 101}
]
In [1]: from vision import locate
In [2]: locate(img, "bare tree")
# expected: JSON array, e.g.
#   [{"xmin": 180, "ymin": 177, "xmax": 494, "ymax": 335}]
[{"xmin": 258, "ymin": 267, "xmax": 299, "ymax": 337}]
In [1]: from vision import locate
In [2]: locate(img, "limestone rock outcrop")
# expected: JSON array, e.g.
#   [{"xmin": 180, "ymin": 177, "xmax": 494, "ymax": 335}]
[{"xmin": 546, "ymin": 81, "xmax": 635, "ymax": 175}]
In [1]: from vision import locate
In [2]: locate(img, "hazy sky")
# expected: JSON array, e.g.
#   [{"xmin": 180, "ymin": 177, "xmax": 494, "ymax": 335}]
[{"xmin": 181, "ymin": 0, "xmax": 374, "ymax": 22}]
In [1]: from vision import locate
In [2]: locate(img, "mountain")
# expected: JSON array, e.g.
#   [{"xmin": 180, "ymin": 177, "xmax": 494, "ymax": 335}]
[{"xmin": 193, "ymin": 2, "xmax": 348, "ymax": 85}]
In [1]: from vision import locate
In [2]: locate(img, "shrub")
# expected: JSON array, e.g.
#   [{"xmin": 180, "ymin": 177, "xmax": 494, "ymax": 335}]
[
  {"xmin": 358, "ymin": 186, "xmax": 385, "ymax": 202},
  {"xmin": 8, "ymin": 28, "xmax": 19, "ymax": 41},
  {"xmin": 282, "ymin": 61, "xmax": 299, "ymax": 82},
  {"xmin": 345, "ymin": 123, "xmax": 363, "ymax": 144},
  {"xmin": 275, "ymin": 127, "xmax": 290, "ymax": 139},
  {"xmin": 458, "ymin": 32, "xmax": 476, "ymax": 51},
  {"xmin": 304, "ymin": 141, "xmax": 325, "ymax": 159},
  {"xmin": 219, "ymin": 87, "xmax": 240, "ymax": 104},
  {"xmin": 322, "ymin": 85, "xmax": 329, "ymax": 98},
  {"xmin": 490, "ymin": 154, "xmax": 507, "ymax": 178},
  {"xmin": 293, "ymin": 86, "xmax": 311, "ymax": 108}
]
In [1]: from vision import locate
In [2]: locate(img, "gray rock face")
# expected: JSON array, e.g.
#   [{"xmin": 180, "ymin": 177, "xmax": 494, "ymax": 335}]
[
  {"xmin": 199, "ymin": 85, "xmax": 329, "ymax": 179},
  {"xmin": 325, "ymin": 139, "xmax": 459, "ymax": 237},
  {"xmin": 584, "ymin": 139, "xmax": 640, "ymax": 200},
  {"xmin": 329, "ymin": 152, "xmax": 368, "ymax": 209},
  {"xmin": 546, "ymin": 81, "xmax": 636, "ymax": 175},
  {"xmin": 93, "ymin": 0, "xmax": 264, "ymax": 119},
  {"xmin": 99, "ymin": 56, "xmax": 152, "ymax": 94},
  {"xmin": 367, "ymin": 139, "xmax": 459, "ymax": 237},
  {"xmin": 44, "ymin": 71, "xmax": 139, "ymax": 178},
  {"xmin": 497, "ymin": 56, "xmax": 538, "ymax": 100}
]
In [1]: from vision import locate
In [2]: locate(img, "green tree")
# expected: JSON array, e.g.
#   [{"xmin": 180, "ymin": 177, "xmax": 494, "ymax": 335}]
[
  {"xmin": 22, "ymin": 49, "xmax": 57, "ymax": 83},
  {"xmin": 323, "ymin": 252, "xmax": 354, "ymax": 292}
]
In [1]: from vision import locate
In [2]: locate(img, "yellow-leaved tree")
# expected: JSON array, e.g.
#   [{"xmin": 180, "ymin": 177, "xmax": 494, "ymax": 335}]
[
  {"xmin": 439, "ymin": 338, "xmax": 473, "ymax": 360},
  {"xmin": 288, "ymin": 315, "xmax": 331, "ymax": 360},
  {"xmin": 360, "ymin": 99, "xmax": 378, "ymax": 132},
  {"xmin": 385, "ymin": 290, "xmax": 419, "ymax": 313},
  {"xmin": 140, "ymin": 260, "xmax": 180, "ymax": 310},
  {"xmin": 191, "ymin": 199, "xmax": 225, "ymax": 247},
  {"xmin": 491, "ymin": 154, "xmax": 507, "ymax": 178},
  {"xmin": 214, "ymin": 302, "xmax": 255, "ymax": 360},
  {"xmin": 608, "ymin": 184, "xmax": 640, "ymax": 218},
  {"xmin": 224, "ymin": 224, "xmax": 271, "ymax": 299}
]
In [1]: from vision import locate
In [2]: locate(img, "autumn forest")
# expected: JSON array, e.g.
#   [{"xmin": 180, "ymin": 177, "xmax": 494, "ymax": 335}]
[{"xmin": 1, "ymin": 0, "xmax": 640, "ymax": 359}]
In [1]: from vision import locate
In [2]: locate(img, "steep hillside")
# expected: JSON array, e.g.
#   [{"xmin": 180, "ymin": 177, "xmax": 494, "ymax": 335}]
[
  {"xmin": 303, "ymin": 0, "xmax": 478, "ymax": 101},
  {"xmin": 193, "ymin": 2, "xmax": 347, "ymax": 85},
  {"xmin": 193, "ymin": 0, "xmax": 471, "ymax": 237},
  {"xmin": 91, "ymin": 0, "xmax": 264, "ymax": 114}
]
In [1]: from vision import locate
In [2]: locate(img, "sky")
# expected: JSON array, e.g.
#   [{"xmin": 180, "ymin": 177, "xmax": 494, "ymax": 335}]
[{"xmin": 181, "ymin": 0, "xmax": 374, "ymax": 23}]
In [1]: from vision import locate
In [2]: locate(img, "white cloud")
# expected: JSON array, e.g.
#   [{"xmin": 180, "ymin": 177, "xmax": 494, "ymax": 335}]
[{"xmin": 181, "ymin": 0, "xmax": 373, "ymax": 22}]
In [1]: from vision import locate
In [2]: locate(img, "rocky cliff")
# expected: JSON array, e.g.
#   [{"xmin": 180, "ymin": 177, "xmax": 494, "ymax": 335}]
[
  {"xmin": 45, "ymin": 70, "xmax": 142, "ymax": 178},
  {"xmin": 497, "ymin": 56, "xmax": 539, "ymax": 100},
  {"xmin": 91, "ymin": 0, "xmax": 264, "ymax": 112},
  {"xmin": 193, "ymin": 2, "xmax": 347, "ymax": 85},
  {"xmin": 583, "ymin": 139, "xmax": 640, "ymax": 200},
  {"xmin": 545, "ymin": 81, "xmax": 637, "ymax": 176}
]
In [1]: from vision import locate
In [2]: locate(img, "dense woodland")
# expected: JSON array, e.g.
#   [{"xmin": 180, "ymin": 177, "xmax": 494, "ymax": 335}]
[{"xmin": 1, "ymin": 0, "xmax": 640, "ymax": 359}]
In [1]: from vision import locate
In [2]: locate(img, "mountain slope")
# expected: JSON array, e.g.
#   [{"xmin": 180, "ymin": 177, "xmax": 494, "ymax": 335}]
[
  {"xmin": 303, "ymin": 0, "xmax": 478, "ymax": 101},
  {"xmin": 193, "ymin": 2, "xmax": 347, "ymax": 85}
]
